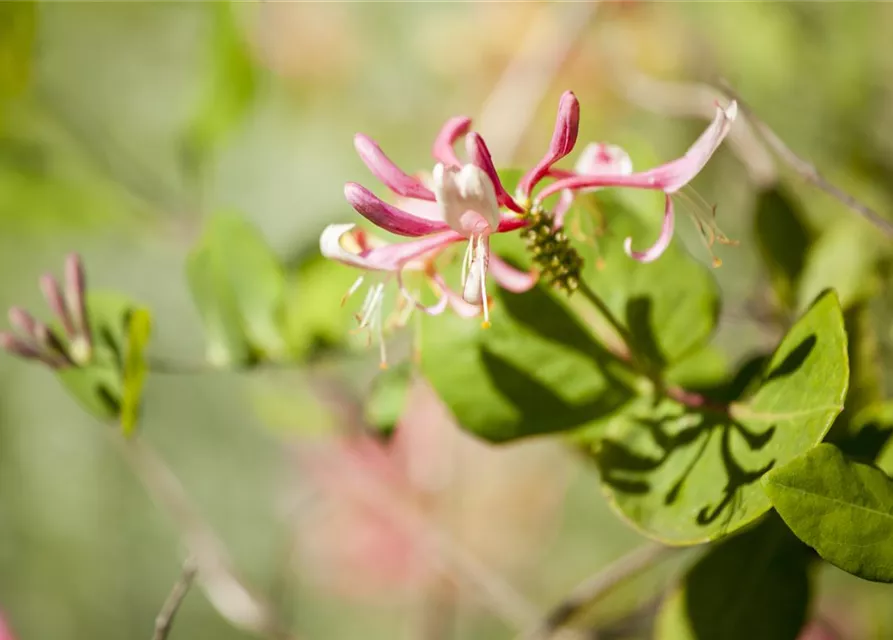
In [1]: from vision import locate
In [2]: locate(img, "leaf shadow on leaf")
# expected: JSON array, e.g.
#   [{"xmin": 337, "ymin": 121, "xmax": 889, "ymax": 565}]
[
  {"xmin": 765, "ymin": 334, "xmax": 816, "ymax": 384},
  {"xmin": 595, "ymin": 408, "xmax": 777, "ymax": 533},
  {"xmin": 480, "ymin": 348, "xmax": 633, "ymax": 435},
  {"xmin": 625, "ymin": 297, "xmax": 667, "ymax": 370}
]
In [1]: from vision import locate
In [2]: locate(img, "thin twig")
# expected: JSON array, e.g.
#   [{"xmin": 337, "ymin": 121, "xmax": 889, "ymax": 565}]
[
  {"xmin": 519, "ymin": 543, "xmax": 675, "ymax": 640},
  {"xmin": 478, "ymin": 1, "xmax": 598, "ymax": 162},
  {"xmin": 719, "ymin": 80, "xmax": 893, "ymax": 238},
  {"xmin": 153, "ymin": 558, "xmax": 198, "ymax": 640},
  {"xmin": 110, "ymin": 433, "xmax": 297, "ymax": 639}
]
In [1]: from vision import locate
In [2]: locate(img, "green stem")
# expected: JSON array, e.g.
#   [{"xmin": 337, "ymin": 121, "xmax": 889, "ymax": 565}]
[{"xmin": 577, "ymin": 280, "xmax": 636, "ymax": 361}]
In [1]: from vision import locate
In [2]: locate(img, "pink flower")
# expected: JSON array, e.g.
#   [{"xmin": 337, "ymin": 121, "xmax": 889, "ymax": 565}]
[
  {"xmin": 322, "ymin": 92, "xmax": 736, "ymax": 357},
  {"xmin": 536, "ymin": 101, "xmax": 738, "ymax": 263},
  {"xmin": 0, "ymin": 612, "xmax": 16, "ymax": 640}
]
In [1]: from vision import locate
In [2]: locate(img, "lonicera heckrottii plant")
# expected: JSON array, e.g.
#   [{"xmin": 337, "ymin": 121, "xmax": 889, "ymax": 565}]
[{"xmin": 2, "ymin": 86, "xmax": 892, "ymax": 640}]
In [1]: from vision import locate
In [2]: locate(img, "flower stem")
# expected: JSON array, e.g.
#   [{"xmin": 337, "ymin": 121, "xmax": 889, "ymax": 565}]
[{"xmin": 576, "ymin": 280, "xmax": 635, "ymax": 359}]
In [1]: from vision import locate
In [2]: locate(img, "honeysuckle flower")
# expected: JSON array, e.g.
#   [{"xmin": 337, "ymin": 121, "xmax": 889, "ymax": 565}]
[
  {"xmin": 0, "ymin": 254, "xmax": 92, "ymax": 368},
  {"xmin": 536, "ymin": 100, "xmax": 738, "ymax": 264}
]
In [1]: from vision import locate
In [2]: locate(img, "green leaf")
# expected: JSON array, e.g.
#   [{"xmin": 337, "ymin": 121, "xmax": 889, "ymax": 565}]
[
  {"xmin": 568, "ymin": 192, "xmax": 720, "ymax": 369},
  {"xmin": 753, "ymin": 187, "xmax": 813, "ymax": 311},
  {"xmin": 181, "ymin": 1, "xmax": 258, "ymax": 173},
  {"xmin": 655, "ymin": 515, "xmax": 812, "ymax": 640},
  {"xmin": 186, "ymin": 213, "xmax": 287, "ymax": 366},
  {"xmin": 0, "ymin": 1, "xmax": 36, "ymax": 104},
  {"xmin": 764, "ymin": 442, "xmax": 893, "ymax": 582},
  {"xmin": 591, "ymin": 290, "xmax": 848, "ymax": 544},
  {"xmin": 365, "ymin": 363, "xmax": 413, "ymax": 435},
  {"xmin": 797, "ymin": 218, "xmax": 885, "ymax": 312},
  {"xmin": 186, "ymin": 236, "xmax": 251, "ymax": 367},
  {"xmin": 120, "ymin": 308, "xmax": 152, "ymax": 437},
  {"xmin": 421, "ymin": 284, "xmax": 636, "ymax": 443},
  {"xmin": 55, "ymin": 292, "xmax": 138, "ymax": 421}
]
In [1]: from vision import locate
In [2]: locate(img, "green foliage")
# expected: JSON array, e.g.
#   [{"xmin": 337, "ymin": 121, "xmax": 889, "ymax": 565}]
[
  {"xmin": 753, "ymin": 187, "xmax": 813, "ymax": 312},
  {"xmin": 0, "ymin": 1, "xmax": 36, "ymax": 106},
  {"xmin": 655, "ymin": 515, "xmax": 812, "ymax": 640},
  {"xmin": 421, "ymin": 283, "xmax": 636, "ymax": 442},
  {"xmin": 764, "ymin": 442, "xmax": 893, "ymax": 583},
  {"xmin": 55, "ymin": 293, "xmax": 146, "ymax": 423},
  {"xmin": 181, "ymin": 1, "xmax": 258, "ymax": 174},
  {"xmin": 570, "ymin": 193, "xmax": 720, "ymax": 369},
  {"xmin": 120, "ymin": 308, "xmax": 152, "ymax": 437},
  {"xmin": 186, "ymin": 212, "xmax": 287, "ymax": 367},
  {"xmin": 591, "ymin": 291, "xmax": 848, "ymax": 544}
]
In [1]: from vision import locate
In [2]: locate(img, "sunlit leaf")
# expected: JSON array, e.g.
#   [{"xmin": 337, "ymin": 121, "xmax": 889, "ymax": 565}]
[
  {"xmin": 764, "ymin": 443, "xmax": 893, "ymax": 582},
  {"xmin": 120, "ymin": 307, "xmax": 152, "ymax": 437},
  {"xmin": 591, "ymin": 291, "xmax": 848, "ymax": 544},
  {"xmin": 55, "ymin": 292, "xmax": 138, "ymax": 421}
]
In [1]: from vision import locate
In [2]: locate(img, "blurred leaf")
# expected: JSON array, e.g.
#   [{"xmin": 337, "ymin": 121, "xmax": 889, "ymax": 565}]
[
  {"xmin": 182, "ymin": 1, "xmax": 258, "ymax": 173},
  {"xmin": 421, "ymin": 284, "xmax": 636, "ymax": 443},
  {"xmin": 842, "ymin": 304, "xmax": 884, "ymax": 419},
  {"xmin": 186, "ymin": 235, "xmax": 251, "ymax": 367},
  {"xmin": 55, "ymin": 292, "xmax": 137, "ymax": 421},
  {"xmin": 0, "ymin": 1, "xmax": 36, "ymax": 106},
  {"xmin": 281, "ymin": 255, "xmax": 360, "ymax": 360},
  {"xmin": 592, "ymin": 291, "xmax": 848, "ymax": 544},
  {"xmin": 120, "ymin": 308, "xmax": 152, "ymax": 437},
  {"xmin": 753, "ymin": 187, "xmax": 813, "ymax": 311},
  {"xmin": 570, "ymin": 192, "xmax": 720, "ymax": 369},
  {"xmin": 655, "ymin": 515, "xmax": 811, "ymax": 640},
  {"xmin": 186, "ymin": 212, "xmax": 287, "ymax": 367},
  {"xmin": 364, "ymin": 363, "xmax": 412, "ymax": 435},
  {"xmin": 764, "ymin": 443, "xmax": 893, "ymax": 583},
  {"xmin": 798, "ymin": 218, "xmax": 885, "ymax": 312}
]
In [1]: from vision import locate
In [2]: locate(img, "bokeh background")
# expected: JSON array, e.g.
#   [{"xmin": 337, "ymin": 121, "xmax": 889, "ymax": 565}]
[{"xmin": 2, "ymin": 2, "xmax": 893, "ymax": 639}]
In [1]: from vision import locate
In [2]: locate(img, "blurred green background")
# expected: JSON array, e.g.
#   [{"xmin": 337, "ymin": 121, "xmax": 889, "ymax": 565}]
[{"xmin": 2, "ymin": 2, "xmax": 893, "ymax": 639}]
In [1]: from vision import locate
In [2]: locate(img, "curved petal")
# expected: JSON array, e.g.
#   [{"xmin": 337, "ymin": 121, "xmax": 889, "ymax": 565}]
[
  {"xmin": 574, "ymin": 142, "xmax": 633, "ymax": 177},
  {"xmin": 396, "ymin": 271, "xmax": 449, "ymax": 316},
  {"xmin": 354, "ymin": 134, "xmax": 436, "ymax": 201},
  {"xmin": 320, "ymin": 224, "xmax": 462, "ymax": 272},
  {"xmin": 630, "ymin": 101, "xmax": 737, "ymax": 194},
  {"xmin": 552, "ymin": 189, "xmax": 575, "ymax": 229},
  {"xmin": 496, "ymin": 215, "xmax": 529, "ymax": 234},
  {"xmin": 432, "ymin": 163, "xmax": 500, "ymax": 235},
  {"xmin": 431, "ymin": 273, "xmax": 480, "ymax": 318},
  {"xmin": 517, "ymin": 90, "xmax": 580, "ymax": 197},
  {"xmin": 465, "ymin": 133, "xmax": 524, "ymax": 213},
  {"xmin": 535, "ymin": 102, "xmax": 737, "ymax": 202},
  {"xmin": 344, "ymin": 183, "xmax": 449, "ymax": 237},
  {"xmin": 623, "ymin": 195, "xmax": 675, "ymax": 263},
  {"xmin": 489, "ymin": 254, "xmax": 537, "ymax": 292},
  {"xmin": 432, "ymin": 115, "xmax": 471, "ymax": 167}
]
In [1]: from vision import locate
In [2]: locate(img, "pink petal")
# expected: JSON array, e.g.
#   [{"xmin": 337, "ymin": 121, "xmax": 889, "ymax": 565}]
[
  {"xmin": 320, "ymin": 224, "xmax": 462, "ymax": 272},
  {"xmin": 517, "ymin": 90, "xmax": 580, "ymax": 197},
  {"xmin": 574, "ymin": 142, "xmax": 633, "ymax": 177},
  {"xmin": 432, "ymin": 115, "xmax": 471, "ymax": 167},
  {"xmin": 344, "ymin": 183, "xmax": 449, "ymax": 237},
  {"xmin": 489, "ymin": 254, "xmax": 537, "ymax": 292},
  {"xmin": 354, "ymin": 134, "xmax": 436, "ymax": 201},
  {"xmin": 631, "ymin": 101, "xmax": 737, "ymax": 194},
  {"xmin": 623, "ymin": 194, "xmax": 675, "ymax": 263},
  {"xmin": 552, "ymin": 189, "xmax": 575, "ymax": 229},
  {"xmin": 535, "ymin": 101, "xmax": 737, "ymax": 201},
  {"xmin": 496, "ymin": 215, "xmax": 529, "ymax": 234},
  {"xmin": 431, "ymin": 273, "xmax": 481, "ymax": 318},
  {"xmin": 465, "ymin": 133, "xmax": 524, "ymax": 213}
]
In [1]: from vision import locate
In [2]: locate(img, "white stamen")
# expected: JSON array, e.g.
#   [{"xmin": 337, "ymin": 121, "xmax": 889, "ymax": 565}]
[
  {"xmin": 342, "ymin": 275, "xmax": 365, "ymax": 305},
  {"xmin": 478, "ymin": 236, "xmax": 490, "ymax": 328}
]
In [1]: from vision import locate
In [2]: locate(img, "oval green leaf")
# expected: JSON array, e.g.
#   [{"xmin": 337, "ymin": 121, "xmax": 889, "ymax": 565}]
[
  {"xmin": 592, "ymin": 290, "xmax": 848, "ymax": 544},
  {"xmin": 655, "ymin": 515, "xmax": 811, "ymax": 640},
  {"xmin": 764, "ymin": 442, "xmax": 893, "ymax": 583}
]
